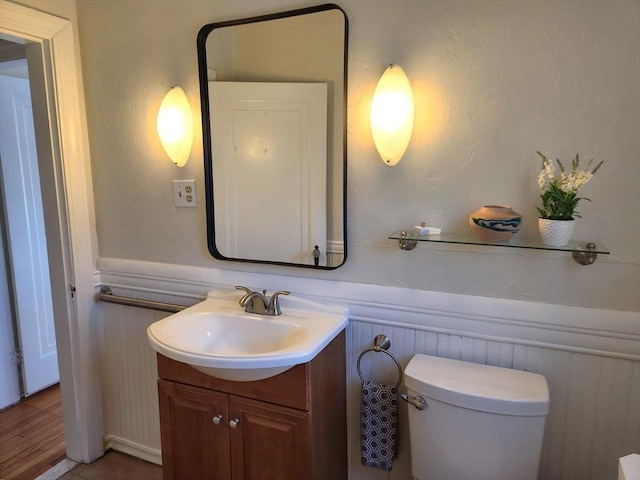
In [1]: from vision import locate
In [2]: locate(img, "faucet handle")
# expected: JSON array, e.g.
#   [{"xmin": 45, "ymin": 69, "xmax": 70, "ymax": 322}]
[
  {"xmin": 267, "ymin": 291, "xmax": 290, "ymax": 316},
  {"xmin": 235, "ymin": 286, "xmax": 253, "ymax": 306}
]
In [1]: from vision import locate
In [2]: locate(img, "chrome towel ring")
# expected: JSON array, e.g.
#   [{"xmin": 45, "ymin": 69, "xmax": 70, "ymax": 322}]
[{"xmin": 357, "ymin": 334, "xmax": 402, "ymax": 388}]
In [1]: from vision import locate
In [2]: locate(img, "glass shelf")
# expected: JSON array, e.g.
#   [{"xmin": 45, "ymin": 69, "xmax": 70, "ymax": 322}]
[
  {"xmin": 389, "ymin": 230, "xmax": 609, "ymax": 253},
  {"xmin": 388, "ymin": 230, "xmax": 609, "ymax": 265}
]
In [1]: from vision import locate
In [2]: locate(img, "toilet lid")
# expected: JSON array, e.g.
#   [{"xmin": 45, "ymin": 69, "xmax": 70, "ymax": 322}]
[{"xmin": 404, "ymin": 354, "xmax": 549, "ymax": 416}]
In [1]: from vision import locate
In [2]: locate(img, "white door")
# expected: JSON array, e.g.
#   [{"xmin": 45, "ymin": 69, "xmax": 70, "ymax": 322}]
[
  {"xmin": 209, "ymin": 82, "xmax": 327, "ymax": 265},
  {"xmin": 0, "ymin": 74, "xmax": 59, "ymax": 396},
  {"xmin": 0, "ymin": 217, "xmax": 20, "ymax": 409}
]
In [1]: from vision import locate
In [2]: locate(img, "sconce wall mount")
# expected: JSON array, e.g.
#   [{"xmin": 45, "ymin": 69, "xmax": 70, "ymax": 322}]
[
  {"xmin": 157, "ymin": 86, "xmax": 193, "ymax": 167},
  {"xmin": 370, "ymin": 64, "xmax": 414, "ymax": 166}
]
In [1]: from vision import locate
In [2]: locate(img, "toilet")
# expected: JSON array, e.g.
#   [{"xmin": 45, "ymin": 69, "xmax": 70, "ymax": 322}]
[{"xmin": 404, "ymin": 354, "xmax": 549, "ymax": 480}]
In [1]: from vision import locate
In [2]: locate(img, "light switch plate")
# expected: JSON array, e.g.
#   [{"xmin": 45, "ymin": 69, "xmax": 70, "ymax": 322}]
[{"xmin": 173, "ymin": 180, "xmax": 197, "ymax": 208}]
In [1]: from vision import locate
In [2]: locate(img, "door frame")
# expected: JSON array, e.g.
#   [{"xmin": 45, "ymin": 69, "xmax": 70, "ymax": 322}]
[{"xmin": 0, "ymin": 1, "xmax": 102, "ymax": 463}]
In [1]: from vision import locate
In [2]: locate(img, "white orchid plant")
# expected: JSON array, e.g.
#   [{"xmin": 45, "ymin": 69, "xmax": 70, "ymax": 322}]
[{"xmin": 536, "ymin": 151, "xmax": 604, "ymax": 220}]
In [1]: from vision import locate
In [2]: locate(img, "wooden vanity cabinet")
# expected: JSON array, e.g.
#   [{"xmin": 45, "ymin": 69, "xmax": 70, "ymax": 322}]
[
  {"xmin": 157, "ymin": 331, "xmax": 346, "ymax": 480},
  {"xmin": 158, "ymin": 381, "xmax": 231, "ymax": 478}
]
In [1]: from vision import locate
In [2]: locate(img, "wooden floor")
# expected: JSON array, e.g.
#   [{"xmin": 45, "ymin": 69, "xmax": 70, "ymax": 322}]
[{"xmin": 0, "ymin": 384, "xmax": 66, "ymax": 480}]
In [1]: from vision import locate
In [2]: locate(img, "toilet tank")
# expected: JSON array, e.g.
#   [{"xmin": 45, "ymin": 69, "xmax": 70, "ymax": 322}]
[{"xmin": 404, "ymin": 355, "xmax": 549, "ymax": 480}]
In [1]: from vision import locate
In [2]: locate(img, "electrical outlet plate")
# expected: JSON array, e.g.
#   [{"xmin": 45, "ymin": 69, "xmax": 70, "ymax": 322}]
[{"xmin": 173, "ymin": 180, "xmax": 197, "ymax": 207}]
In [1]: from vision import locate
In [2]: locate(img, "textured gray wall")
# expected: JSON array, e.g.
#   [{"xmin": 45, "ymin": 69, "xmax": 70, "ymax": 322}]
[{"xmin": 74, "ymin": 0, "xmax": 639, "ymax": 311}]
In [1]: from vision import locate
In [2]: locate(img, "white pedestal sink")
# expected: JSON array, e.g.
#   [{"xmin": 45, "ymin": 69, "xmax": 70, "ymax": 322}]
[{"xmin": 147, "ymin": 289, "xmax": 349, "ymax": 381}]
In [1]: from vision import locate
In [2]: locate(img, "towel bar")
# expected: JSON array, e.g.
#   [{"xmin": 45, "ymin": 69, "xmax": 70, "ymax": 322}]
[
  {"xmin": 357, "ymin": 334, "xmax": 402, "ymax": 388},
  {"xmin": 98, "ymin": 286, "xmax": 187, "ymax": 313}
]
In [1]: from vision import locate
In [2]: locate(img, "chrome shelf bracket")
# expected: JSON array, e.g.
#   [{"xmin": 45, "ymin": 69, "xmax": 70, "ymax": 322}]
[
  {"xmin": 398, "ymin": 230, "xmax": 417, "ymax": 250},
  {"xmin": 572, "ymin": 242, "xmax": 599, "ymax": 266}
]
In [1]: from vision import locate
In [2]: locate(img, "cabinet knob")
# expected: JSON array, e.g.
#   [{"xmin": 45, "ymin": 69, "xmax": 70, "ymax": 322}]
[
  {"xmin": 229, "ymin": 418, "xmax": 240, "ymax": 429},
  {"xmin": 212, "ymin": 414, "xmax": 223, "ymax": 425}
]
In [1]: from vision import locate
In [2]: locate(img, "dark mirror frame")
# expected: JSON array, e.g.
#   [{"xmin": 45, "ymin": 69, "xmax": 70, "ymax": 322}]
[{"xmin": 196, "ymin": 3, "xmax": 348, "ymax": 270}]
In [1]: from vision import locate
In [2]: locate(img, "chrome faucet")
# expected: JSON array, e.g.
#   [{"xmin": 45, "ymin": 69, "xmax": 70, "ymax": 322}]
[{"xmin": 235, "ymin": 286, "xmax": 290, "ymax": 316}]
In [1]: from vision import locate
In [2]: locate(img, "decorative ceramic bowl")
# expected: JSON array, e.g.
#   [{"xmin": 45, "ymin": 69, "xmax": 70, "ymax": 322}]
[{"xmin": 469, "ymin": 205, "xmax": 522, "ymax": 242}]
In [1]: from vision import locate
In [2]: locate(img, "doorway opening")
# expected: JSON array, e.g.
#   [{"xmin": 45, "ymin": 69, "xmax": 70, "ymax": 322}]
[
  {"xmin": 1, "ymin": 1, "xmax": 103, "ymax": 464},
  {"xmin": 0, "ymin": 36, "xmax": 64, "ymax": 478},
  {"xmin": 0, "ymin": 38, "xmax": 60, "ymax": 410}
]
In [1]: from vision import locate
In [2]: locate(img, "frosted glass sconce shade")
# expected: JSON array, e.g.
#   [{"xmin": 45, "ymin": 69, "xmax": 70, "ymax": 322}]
[
  {"xmin": 157, "ymin": 86, "xmax": 193, "ymax": 167},
  {"xmin": 370, "ymin": 64, "xmax": 414, "ymax": 166}
]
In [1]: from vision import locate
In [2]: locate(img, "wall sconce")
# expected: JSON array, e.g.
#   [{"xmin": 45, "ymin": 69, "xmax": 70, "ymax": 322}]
[
  {"xmin": 157, "ymin": 86, "xmax": 193, "ymax": 167},
  {"xmin": 370, "ymin": 64, "xmax": 414, "ymax": 166}
]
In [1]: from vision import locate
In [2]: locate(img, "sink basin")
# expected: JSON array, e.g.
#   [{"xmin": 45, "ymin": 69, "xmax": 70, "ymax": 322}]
[{"xmin": 147, "ymin": 290, "xmax": 348, "ymax": 381}]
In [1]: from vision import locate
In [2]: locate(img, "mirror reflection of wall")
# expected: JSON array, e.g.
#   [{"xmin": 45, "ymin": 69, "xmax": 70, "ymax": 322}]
[{"xmin": 198, "ymin": 4, "xmax": 347, "ymax": 269}]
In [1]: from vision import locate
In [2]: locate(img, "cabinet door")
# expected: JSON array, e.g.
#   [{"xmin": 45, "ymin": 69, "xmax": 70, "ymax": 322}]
[
  {"xmin": 158, "ymin": 380, "xmax": 231, "ymax": 480},
  {"xmin": 229, "ymin": 396, "xmax": 310, "ymax": 480}
]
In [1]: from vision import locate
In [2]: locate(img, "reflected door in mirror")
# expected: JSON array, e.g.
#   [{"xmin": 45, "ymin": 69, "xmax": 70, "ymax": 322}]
[{"xmin": 210, "ymin": 82, "xmax": 327, "ymax": 265}]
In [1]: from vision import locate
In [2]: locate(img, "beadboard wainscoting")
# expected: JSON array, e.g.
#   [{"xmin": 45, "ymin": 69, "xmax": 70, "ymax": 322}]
[
  {"xmin": 99, "ymin": 288, "xmax": 199, "ymax": 465},
  {"xmin": 96, "ymin": 258, "xmax": 639, "ymax": 480}
]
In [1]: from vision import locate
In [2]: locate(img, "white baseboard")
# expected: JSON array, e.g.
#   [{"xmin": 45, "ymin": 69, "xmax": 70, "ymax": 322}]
[{"xmin": 104, "ymin": 435, "xmax": 162, "ymax": 466}]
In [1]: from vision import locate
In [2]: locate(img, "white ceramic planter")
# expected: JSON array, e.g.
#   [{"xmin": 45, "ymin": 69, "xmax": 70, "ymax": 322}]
[{"xmin": 538, "ymin": 218, "xmax": 575, "ymax": 247}]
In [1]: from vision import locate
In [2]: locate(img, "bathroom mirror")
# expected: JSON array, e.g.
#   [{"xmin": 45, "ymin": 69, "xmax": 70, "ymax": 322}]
[{"xmin": 197, "ymin": 4, "xmax": 348, "ymax": 269}]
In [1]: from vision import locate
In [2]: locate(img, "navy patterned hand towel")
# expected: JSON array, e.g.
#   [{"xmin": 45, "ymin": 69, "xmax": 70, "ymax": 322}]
[{"xmin": 360, "ymin": 379, "xmax": 399, "ymax": 471}]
